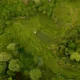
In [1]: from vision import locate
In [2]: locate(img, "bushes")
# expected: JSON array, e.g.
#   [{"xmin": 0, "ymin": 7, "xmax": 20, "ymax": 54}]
[
  {"xmin": 0, "ymin": 62, "xmax": 7, "ymax": 74},
  {"xmin": 0, "ymin": 0, "xmax": 56, "ymax": 29},
  {"xmin": 0, "ymin": 0, "xmax": 37, "ymax": 21},
  {"xmin": 9, "ymin": 59, "xmax": 22, "ymax": 72},
  {"xmin": 70, "ymin": 52, "xmax": 80, "ymax": 62},
  {"xmin": 0, "ymin": 52, "xmax": 12, "ymax": 62},
  {"xmin": 58, "ymin": 26, "xmax": 80, "ymax": 63},
  {"xmin": 0, "ymin": 42, "xmax": 42, "ymax": 80},
  {"xmin": 38, "ymin": 0, "xmax": 55, "ymax": 16},
  {"xmin": 0, "ymin": 43, "xmax": 21, "ymax": 79},
  {"xmin": 29, "ymin": 68, "xmax": 42, "ymax": 80},
  {"xmin": 33, "ymin": 0, "xmax": 40, "ymax": 3},
  {"xmin": 7, "ymin": 43, "xmax": 17, "ymax": 51},
  {"xmin": 0, "ymin": 0, "xmax": 38, "ymax": 36}
]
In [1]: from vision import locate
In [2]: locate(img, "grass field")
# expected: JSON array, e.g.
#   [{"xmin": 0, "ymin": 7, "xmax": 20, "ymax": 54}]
[
  {"xmin": 2, "ymin": 12, "xmax": 80, "ymax": 79},
  {"xmin": 0, "ymin": 0, "xmax": 80, "ymax": 79}
]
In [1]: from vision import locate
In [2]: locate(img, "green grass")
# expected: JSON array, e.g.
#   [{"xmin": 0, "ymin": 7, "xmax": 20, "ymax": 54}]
[
  {"xmin": 36, "ymin": 30, "xmax": 54, "ymax": 45},
  {"xmin": 0, "ymin": 1, "xmax": 80, "ymax": 79},
  {"xmin": 0, "ymin": 0, "xmax": 80, "ymax": 80},
  {"xmin": 5, "ymin": 14, "xmax": 60, "ymax": 73},
  {"xmin": 3, "ymin": 13, "xmax": 80, "ymax": 79}
]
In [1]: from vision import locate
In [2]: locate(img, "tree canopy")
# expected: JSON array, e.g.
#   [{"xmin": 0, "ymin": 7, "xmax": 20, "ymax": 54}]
[
  {"xmin": 8, "ymin": 59, "xmax": 22, "ymax": 72},
  {"xmin": 29, "ymin": 68, "xmax": 42, "ymax": 80},
  {"xmin": 70, "ymin": 52, "xmax": 80, "ymax": 62},
  {"xmin": 0, "ymin": 52, "xmax": 12, "ymax": 62},
  {"xmin": 7, "ymin": 43, "xmax": 16, "ymax": 51}
]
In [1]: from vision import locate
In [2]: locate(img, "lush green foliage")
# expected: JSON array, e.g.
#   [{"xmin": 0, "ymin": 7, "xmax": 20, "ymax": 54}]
[
  {"xmin": 0, "ymin": 0, "xmax": 80, "ymax": 80},
  {"xmin": 8, "ymin": 59, "xmax": 21, "ymax": 72},
  {"xmin": 0, "ymin": 52, "xmax": 12, "ymax": 61},
  {"xmin": 29, "ymin": 68, "xmax": 42, "ymax": 80},
  {"xmin": 70, "ymin": 52, "xmax": 80, "ymax": 62},
  {"xmin": 7, "ymin": 43, "xmax": 16, "ymax": 51},
  {"xmin": 0, "ymin": 62, "xmax": 6, "ymax": 74}
]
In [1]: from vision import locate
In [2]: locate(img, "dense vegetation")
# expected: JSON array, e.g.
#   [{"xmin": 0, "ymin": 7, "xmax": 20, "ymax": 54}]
[{"xmin": 0, "ymin": 0, "xmax": 80, "ymax": 80}]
